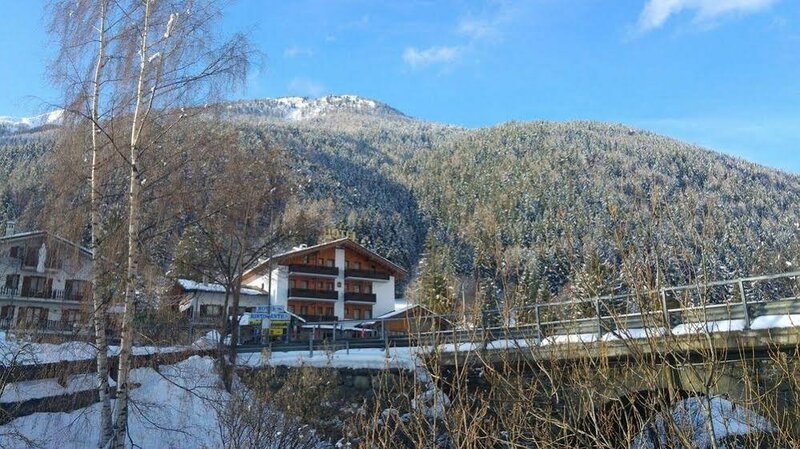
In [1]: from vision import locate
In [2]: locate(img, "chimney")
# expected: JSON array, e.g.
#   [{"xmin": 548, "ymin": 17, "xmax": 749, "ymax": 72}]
[{"xmin": 4, "ymin": 220, "xmax": 15, "ymax": 237}]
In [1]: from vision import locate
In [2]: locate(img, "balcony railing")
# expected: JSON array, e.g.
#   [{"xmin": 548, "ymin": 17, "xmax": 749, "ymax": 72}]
[
  {"xmin": 288, "ymin": 264, "xmax": 339, "ymax": 277},
  {"xmin": 344, "ymin": 292, "xmax": 377, "ymax": 303},
  {"xmin": 344, "ymin": 269, "xmax": 390, "ymax": 281},
  {"xmin": 0, "ymin": 286, "xmax": 86, "ymax": 302},
  {"xmin": 300, "ymin": 314, "xmax": 338, "ymax": 323},
  {"xmin": 288, "ymin": 288, "xmax": 338, "ymax": 301}
]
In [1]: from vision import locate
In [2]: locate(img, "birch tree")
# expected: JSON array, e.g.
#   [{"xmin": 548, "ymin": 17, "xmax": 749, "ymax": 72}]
[
  {"xmin": 48, "ymin": 0, "xmax": 249, "ymax": 446},
  {"xmin": 48, "ymin": 0, "xmax": 117, "ymax": 445}
]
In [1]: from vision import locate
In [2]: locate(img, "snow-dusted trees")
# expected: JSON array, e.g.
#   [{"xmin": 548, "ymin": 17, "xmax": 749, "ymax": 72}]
[{"xmin": 411, "ymin": 233, "xmax": 456, "ymax": 314}]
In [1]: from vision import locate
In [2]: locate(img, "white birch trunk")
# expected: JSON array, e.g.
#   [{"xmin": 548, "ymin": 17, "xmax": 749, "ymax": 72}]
[
  {"xmin": 90, "ymin": 1, "xmax": 113, "ymax": 447},
  {"xmin": 112, "ymin": 1, "xmax": 151, "ymax": 446}
]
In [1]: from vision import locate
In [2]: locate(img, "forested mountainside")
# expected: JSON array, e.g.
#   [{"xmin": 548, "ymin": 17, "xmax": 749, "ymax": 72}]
[{"xmin": 1, "ymin": 95, "xmax": 799, "ymax": 302}]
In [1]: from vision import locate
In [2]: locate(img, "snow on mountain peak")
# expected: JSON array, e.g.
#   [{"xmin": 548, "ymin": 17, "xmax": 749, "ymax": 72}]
[
  {"xmin": 224, "ymin": 95, "xmax": 407, "ymax": 122},
  {"xmin": 0, "ymin": 110, "xmax": 63, "ymax": 133}
]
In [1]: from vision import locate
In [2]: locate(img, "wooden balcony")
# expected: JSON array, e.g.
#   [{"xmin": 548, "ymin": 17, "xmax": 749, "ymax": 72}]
[
  {"xmin": 288, "ymin": 264, "xmax": 339, "ymax": 277},
  {"xmin": 288, "ymin": 288, "xmax": 338, "ymax": 301},
  {"xmin": 344, "ymin": 292, "xmax": 377, "ymax": 303},
  {"xmin": 300, "ymin": 314, "xmax": 338, "ymax": 323},
  {"xmin": 344, "ymin": 269, "xmax": 390, "ymax": 281}
]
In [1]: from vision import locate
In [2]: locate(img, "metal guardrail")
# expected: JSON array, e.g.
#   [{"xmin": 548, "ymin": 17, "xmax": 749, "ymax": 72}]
[{"xmin": 240, "ymin": 271, "xmax": 800, "ymax": 357}]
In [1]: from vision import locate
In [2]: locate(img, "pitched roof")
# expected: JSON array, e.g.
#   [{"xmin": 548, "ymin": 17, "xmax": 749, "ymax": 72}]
[
  {"xmin": 0, "ymin": 231, "xmax": 92, "ymax": 257},
  {"xmin": 177, "ymin": 279, "xmax": 267, "ymax": 296},
  {"xmin": 244, "ymin": 238, "xmax": 407, "ymax": 281}
]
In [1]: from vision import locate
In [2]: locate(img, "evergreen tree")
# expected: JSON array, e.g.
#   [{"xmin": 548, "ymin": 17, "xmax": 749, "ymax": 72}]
[{"xmin": 417, "ymin": 233, "xmax": 455, "ymax": 314}]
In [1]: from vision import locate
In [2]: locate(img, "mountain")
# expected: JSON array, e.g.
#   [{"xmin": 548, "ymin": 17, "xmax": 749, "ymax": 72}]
[
  {"xmin": 0, "ymin": 110, "xmax": 63, "ymax": 135},
  {"xmin": 1, "ymin": 95, "xmax": 798, "ymax": 302},
  {"xmin": 222, "ymin": 95, "xmax": 410, "ymax": 123}
]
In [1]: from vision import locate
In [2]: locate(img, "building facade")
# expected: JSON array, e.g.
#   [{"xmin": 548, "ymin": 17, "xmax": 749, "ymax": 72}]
[
  {"xmin": 0, "ymin": 227, "xmax": 92, "ymax": 329},
  {"xmin": 243, "ymin": 238, "xmax": 406, "ymax": 322},
  {"xmin": 174, "ymin": 278, "xmax": 269, "ymax": 324}
]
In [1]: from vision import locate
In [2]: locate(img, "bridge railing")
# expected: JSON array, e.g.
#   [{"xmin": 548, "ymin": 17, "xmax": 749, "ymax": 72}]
[{"xmin": 246, "ymin": 271, "xmax": 800, "ymax": 354}]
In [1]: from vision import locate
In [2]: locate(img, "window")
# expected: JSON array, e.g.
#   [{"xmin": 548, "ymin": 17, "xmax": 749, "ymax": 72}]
[
  {"xmin": 364, "ymin": 284, "xmax": 372, "ymax": 294},
  {"xmin": 345, "ymin": 260, "xmax": 350, "ymax": 269},
  {"xmin": 327, "ymin": 307, "xmax": 333, "ymax": 316},
  {"xmin": 289, "ymin": 280, "xmax": 296, "ymax": 288},
  {"xmin": 0, "ymin": 305, "xmax": 14, "ymax": 319},
  {"xmin": 318, "ymin": 258, "xmax": 324, "ymax": 266},
  {"xmin": 353, "ymin": 309, "xmax": 360, "ymax": 320},
  {"xmin": 326, "ymin": 259, "xmax": 334, "ymax": 267},
  {"xmin": 4, "ymin": 275, "xmax": 19, "ymax": 290},
  {"xmin": 200, "ymin": 305, "xmax": 223, "ymax": 317},
  {"xmin": 24, "ymin": 247, "xmax": 38, "ymax": 267},
  {"xmin": 9, "ymin": 246, "xmax": 19, "ymax": 258},
  {"xmin": 364, "ymin": 310, "xmax": 371, "ymax": 319},
  {"xmin": 354, "ymin": 262, "xmax": 361, "ymax": 270},
  {"xmin": 22, "ymin": 276, "xmax": 51, "ymax": 298},
  {"xmin": 45, "ymin": 251, "xmax": 63, "ymax": 269},
  {"xmin": 303, "ymin": 255, "xmax": 309, "ymax": 264},
  {"xmin": 326, "ymin": 282, "xmax": 334, "ymax": 291},
  {"xmin": 20, "ymin": 307, "xmax": 47, "ymax": 324},
  {"xmin": 62, "ymin": 310, "xmax": 81, "ymax": 325},
  {"xmin": 300, "ymin": 306, "xmax": 308, "ymax": 315},
  {"xmin": 65, "ymin": 280, "xmax": 89, "ymax": 301},
  {"xmin": 354, "ymin": 284, "xmax": 361, "ymax": 293},
  {"xmin": 300, "ymin": 280, "xmax": 308, "ymax": 289}
]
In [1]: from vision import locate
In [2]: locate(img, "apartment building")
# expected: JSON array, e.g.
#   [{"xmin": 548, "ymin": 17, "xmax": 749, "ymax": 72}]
[
  {"xmin": 0, "ymin": 224, "xmax": 92, "ymax": 329},
  {"xmin": 243, "ymin": 238, "xmax": 406, "ymax": 322}
]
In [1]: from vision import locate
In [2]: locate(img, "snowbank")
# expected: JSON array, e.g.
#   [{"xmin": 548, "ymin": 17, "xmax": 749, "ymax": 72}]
[
  {"xmin": 246, "ymin": 347, "xmax": 420, "ymax": 371},
  {"xmin": 541, "ymin": 333, "xmax": 598, "ymax": 345},
  {"xmin": 0, "ymin": 331, "xmax": 194, "ymax": 366},
  {"xmin": 631, "ymin": 395, "xmax": 775, "ymax": 449},
  {"xmin": 1, "ymin": 356, "xmax": 228, "ymax": 448},
  {"xmin": 601, "ymin": 327, "xmax": 668, "ymax": 341},
  {"xmin": 0, "ymin": 373, "xmax": 108, "ymax": 403},
  {"xmin": 672, "ymin": 320, "xmax": 747, "ymax": 336},
  {"xmin": 750, "ymin": 314, "xmax": 800, "ymax": 330}
]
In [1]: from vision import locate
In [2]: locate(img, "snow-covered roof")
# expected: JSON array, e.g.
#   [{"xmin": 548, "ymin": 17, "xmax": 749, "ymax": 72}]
[
  {"xmin": 0, "ymin": 231, "xmax": 92, "ymax": 257},
  {"xmin": 177, "ymin": 279, "xmax": 266, "ymax": 296}
]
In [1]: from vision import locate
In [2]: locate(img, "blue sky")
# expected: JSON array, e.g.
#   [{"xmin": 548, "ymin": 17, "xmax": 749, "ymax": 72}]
[{"xmin": 1, "ymin": 0, "xmax": 798, "ymax": 172}]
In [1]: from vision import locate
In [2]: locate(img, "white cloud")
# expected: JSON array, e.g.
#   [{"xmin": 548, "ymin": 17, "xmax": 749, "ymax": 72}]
[
  {"xmin": 638, "ymin": 0, "xmax": 779, "ymax": 32},
  {"xmin": 287, "ymin": 77, "xmax": 326, "ymax": 97},
  {"xmin": 457, "ymin": 2, "xmax": 517, "ymax": 42},
  {"xmin": 458, "ymin": 16, "xmax": 500, "ymax": 41},
  {"xmin": 402, "ymin": 46, "xmax": 463, "ymax": 68},
  {"xmin": 283, "ymin": 45, "xmax": 314, "ymax": 58}
]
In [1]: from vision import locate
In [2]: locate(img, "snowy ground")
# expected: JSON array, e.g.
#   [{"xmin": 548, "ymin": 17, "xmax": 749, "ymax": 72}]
[
  {"xmin": 0, "ymin": 356, "xmax": 228, "ymax": 449},
  {"xmin": 1, "ymin": 373, "xmax": 109, "ymax": 403},
  {"xmin": 0, "ymin": 331, "xmax": 194, "ymax": 366}
]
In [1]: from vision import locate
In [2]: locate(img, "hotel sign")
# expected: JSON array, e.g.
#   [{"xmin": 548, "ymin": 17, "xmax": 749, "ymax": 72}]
[{"xmin": 323, "ymin": 228, "xmax": 356, "ymax": 241}]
